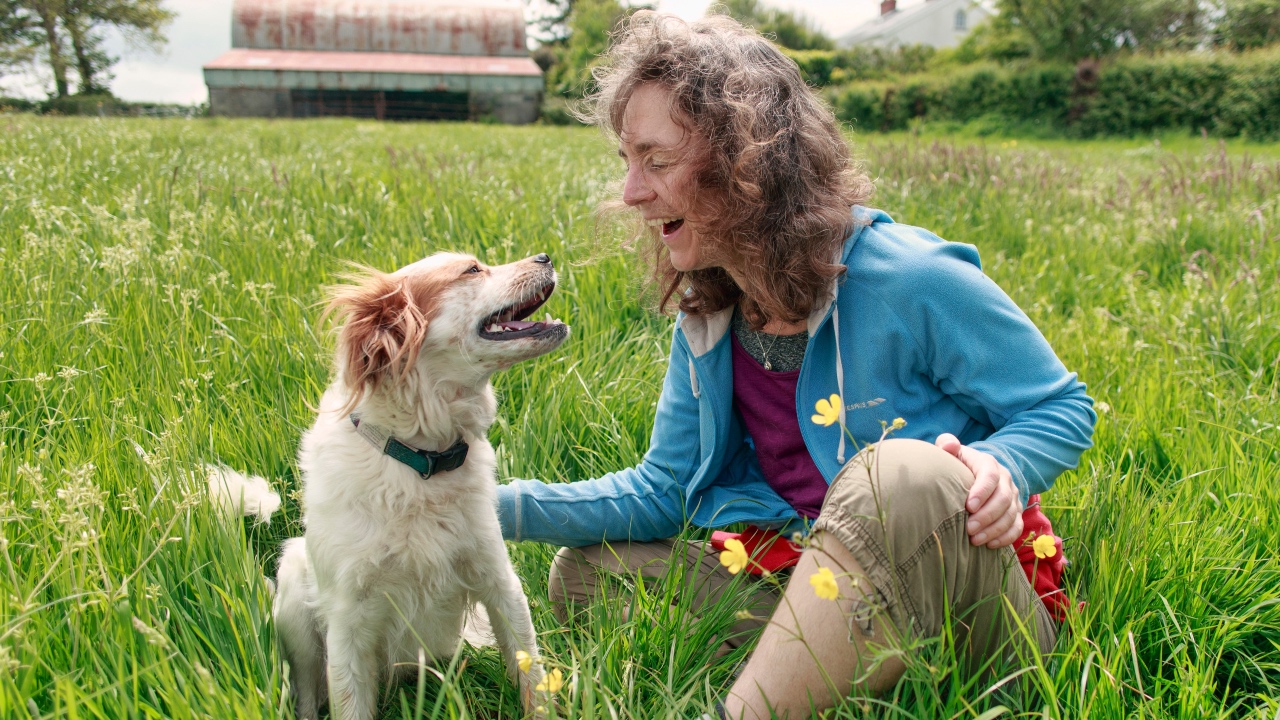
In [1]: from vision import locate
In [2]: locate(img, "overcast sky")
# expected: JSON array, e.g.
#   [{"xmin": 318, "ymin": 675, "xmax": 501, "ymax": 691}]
[{"xmin": 0, "ymin": 0, "xmax": 901, "ymax": 103}]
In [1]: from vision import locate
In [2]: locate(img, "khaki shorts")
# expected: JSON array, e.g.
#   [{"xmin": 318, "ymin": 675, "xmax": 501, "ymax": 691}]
[
  {"xmin": 549, "ymin": 438, "xmax": 1056, "ymax": 665},
  {"xmin": 812, "ymin": 438, "xmax": 1057, "ymax": 666}
]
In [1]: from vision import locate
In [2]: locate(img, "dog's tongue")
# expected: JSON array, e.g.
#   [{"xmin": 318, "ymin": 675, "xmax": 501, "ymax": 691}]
[{"xmin": 499, "ymin": 320, "xmax": 539, "ymax": 331}]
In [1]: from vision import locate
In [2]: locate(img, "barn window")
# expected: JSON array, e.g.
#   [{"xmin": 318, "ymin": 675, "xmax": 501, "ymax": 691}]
[{"xmin": 954, "ymin": 9, "xmax": 967, "ymax": 30}]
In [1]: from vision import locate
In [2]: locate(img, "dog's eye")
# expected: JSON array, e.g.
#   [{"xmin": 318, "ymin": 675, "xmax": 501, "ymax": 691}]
[{"xmin": 464, "ymin": 265, "xmax": 481, "ymax": 275}]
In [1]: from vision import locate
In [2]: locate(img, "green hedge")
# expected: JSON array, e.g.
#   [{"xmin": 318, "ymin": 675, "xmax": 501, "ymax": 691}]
[{"xmin": 827, "ymin": 49, "xmax": 1280, "ymax": 138}]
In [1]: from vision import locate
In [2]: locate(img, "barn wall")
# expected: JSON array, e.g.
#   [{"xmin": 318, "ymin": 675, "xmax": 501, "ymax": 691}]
[{"xmin": 208, "ymin": 88, "xmax": 293, "ymax": 117}]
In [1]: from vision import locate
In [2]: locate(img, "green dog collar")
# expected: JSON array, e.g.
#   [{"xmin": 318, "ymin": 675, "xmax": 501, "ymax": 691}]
[{"xmin": 350, "ymin": 413, "xmax": 469, "ymax": 479}]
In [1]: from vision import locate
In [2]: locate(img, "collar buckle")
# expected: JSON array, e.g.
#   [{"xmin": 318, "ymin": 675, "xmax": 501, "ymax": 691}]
[{"xmin": 351, "ymin": 413, "xmax": 469, "ymax": 480}]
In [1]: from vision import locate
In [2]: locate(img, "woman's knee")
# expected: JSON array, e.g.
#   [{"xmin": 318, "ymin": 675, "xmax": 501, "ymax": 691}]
[
  {"xmin": 814, "ymin": 438, "xmax": 976, "ymax": 586},
  {"xmin": 547, "ymin": 545, "xmax": 597, "ymax": 609},
  {"xmin": 829, "ymin": 438, "xmax": 973, "ymax": 519}
]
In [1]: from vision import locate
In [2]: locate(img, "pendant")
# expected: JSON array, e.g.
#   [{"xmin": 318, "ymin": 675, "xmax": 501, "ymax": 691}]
[{"xmin": 764, "ymin": 360, "xmax": 772, "ymax": 370}]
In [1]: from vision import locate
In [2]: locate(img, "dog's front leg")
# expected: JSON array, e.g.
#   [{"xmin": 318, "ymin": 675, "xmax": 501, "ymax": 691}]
[
  {"xmin": 325, "ymin": 612, "xmax": 383, "ymax": 720},
  {"xmin": 479, "ymin": 558, "xmax": 547, "ymax": 716}
]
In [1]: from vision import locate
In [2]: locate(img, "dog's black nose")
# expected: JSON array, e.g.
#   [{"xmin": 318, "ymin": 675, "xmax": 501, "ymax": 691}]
[{"xmin": 532, "ymin": 253, "xmax": 552, "ymax": 264}]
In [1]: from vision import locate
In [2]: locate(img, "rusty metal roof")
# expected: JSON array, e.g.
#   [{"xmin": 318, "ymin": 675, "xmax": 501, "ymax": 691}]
[
  {"xmin": 230, "ymin": 0, "xmax": 528, "ymax": 57},
  {"xmin": 204, "ymin": 48, "xmax": 541, "ymax": 76}
]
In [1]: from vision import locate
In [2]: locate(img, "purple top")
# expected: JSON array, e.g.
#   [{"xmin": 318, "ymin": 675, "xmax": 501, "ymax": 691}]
[{"xmin": 731, "ymin": 334, "xmax": 829, "ymax": 519}]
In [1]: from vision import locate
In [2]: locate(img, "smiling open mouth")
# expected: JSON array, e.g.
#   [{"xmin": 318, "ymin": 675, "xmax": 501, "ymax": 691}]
[{"xmin": 478, "ymin": 281, "xmax": 565, "ymax": 340}]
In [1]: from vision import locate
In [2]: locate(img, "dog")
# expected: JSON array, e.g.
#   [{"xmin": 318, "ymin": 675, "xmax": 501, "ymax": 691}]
[{"xmin": 222, "ymin": 251, "xmax": 568, "ymax": 720}]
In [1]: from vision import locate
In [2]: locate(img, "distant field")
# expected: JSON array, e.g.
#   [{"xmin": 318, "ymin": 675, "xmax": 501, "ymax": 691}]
[{"xmin": 1, "ymin": 115, "xmax": 1277, "ymax": 719}]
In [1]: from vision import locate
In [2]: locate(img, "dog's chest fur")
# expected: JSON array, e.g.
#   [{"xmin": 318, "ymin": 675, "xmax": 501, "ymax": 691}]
[{"xmin": 297, "ymin": 387, "xmax": 503, "ymax": 632}]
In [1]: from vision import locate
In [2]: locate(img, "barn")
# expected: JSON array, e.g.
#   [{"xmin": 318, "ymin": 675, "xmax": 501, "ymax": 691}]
[{"xmin": 202, "ymin": 0, "xmax": 542, "ymax": 123}]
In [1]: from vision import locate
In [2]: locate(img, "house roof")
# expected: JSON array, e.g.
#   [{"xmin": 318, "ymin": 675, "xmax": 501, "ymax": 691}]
[{"xmin": 840, "ymin": 0, "xmax": 978, "ymax": 46}]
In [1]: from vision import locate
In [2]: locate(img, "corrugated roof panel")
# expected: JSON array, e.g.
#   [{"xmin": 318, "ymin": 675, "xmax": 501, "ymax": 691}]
[{"xmin": 231, "ymin": 0, "xmax": 527, "ymax": 57}]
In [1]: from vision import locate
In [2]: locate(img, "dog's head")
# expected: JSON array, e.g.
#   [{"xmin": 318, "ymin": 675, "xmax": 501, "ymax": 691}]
[{"xmin": 326, "ymin": 252, "xmax": 569, "ymax": 406}]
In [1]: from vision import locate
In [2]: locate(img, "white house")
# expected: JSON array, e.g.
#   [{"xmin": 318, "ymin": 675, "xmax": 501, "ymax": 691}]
[{"xmin": 839, "ymin": 0, "xmax": 993, "ymax": 49}]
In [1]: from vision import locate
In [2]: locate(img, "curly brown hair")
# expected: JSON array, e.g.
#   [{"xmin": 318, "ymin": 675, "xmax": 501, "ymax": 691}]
[{"xmin": 586, "ymin": 11, "xmax": 874, "ymax": 327}]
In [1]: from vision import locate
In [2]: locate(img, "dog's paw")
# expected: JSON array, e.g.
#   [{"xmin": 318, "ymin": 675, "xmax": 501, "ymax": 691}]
[{"xmin": 519, "ymin": 662, "xmax": 553, "ymax": 719}]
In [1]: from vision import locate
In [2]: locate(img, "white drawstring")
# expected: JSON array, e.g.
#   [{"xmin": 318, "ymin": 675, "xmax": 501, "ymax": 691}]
[{"xmin": 833, "ymin": 294, "xmax": 846, "ymax": 465}]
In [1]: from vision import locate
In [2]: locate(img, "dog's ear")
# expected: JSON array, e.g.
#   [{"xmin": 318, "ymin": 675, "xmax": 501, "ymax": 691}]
[{"xmin": 325, "ymin": 269, "xmax": 447, "ymax": 405}]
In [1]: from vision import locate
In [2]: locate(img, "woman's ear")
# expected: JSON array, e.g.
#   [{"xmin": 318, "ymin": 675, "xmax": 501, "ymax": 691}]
[{"xmin": 326, "ymin": 271, "xmax": 435, "ymax": 404}]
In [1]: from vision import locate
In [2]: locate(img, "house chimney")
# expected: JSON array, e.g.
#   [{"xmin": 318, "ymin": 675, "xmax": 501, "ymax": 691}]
[{"xmin": 880, "ymin": 0, "xmax": 896, "ymax": 15}]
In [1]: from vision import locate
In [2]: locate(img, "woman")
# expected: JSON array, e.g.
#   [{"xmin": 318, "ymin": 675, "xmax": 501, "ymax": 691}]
[{"xmin": 496, "ymin": 12, "xmax": 1094, "ymax": 719}]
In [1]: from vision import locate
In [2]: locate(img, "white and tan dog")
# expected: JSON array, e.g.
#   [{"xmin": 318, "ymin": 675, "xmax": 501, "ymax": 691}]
[{"xmin": 265, "ymin": 252, "xmax": 567, "ymax": 720}]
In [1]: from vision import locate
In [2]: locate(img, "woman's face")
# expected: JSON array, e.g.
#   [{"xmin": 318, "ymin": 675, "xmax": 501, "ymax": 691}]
[{"xmin": 618, "ymin": 83, "xmax": 711, "ymax": 273}]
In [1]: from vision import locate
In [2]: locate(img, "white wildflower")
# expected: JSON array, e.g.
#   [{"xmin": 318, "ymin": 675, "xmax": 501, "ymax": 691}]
[
  {"xmin": 81, "ymin": 307, "xmax": 109, "ymax": 325},
  {"xmin": 131, "ymin": 616, "xmax": 171, "ymax": 649}
]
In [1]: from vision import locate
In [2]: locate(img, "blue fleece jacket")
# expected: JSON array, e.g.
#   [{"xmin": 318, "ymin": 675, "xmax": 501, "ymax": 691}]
[{"xmin": 496, "ymin": 208, "xmax": 1096, "ymax": 547}]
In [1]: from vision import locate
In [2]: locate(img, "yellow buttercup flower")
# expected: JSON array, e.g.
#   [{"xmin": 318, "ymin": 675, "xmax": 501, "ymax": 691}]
[
  {"xmin": 516, "ymin": 650, "xmax": 532, "ymax": 673},
  {"xmin": 719, "ymin": 538, "xmax": 750, "ymax": 575},
  {"xmin": 535, "ymin": 668, "xmax": 564, "ymax": 693},
  {"xmin": 1032, "ymin": 533, "xmax": 1058, "ymax": 560},
  {"xmin": 891, "ymin": 417, "xmax": 906, "ymax": 430},
  {"xmin": 809, "ymin": 566, "xmax": 839, "ymax": 601},
  {"xmin": 811, "ymin": 394, "xmax": 841, "ymax": 426}
]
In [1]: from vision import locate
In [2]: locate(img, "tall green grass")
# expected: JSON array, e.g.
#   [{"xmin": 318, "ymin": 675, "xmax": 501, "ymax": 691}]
[{"xmin": 0, "ymin": 116, "xmax": 1277, "ymax": 719}]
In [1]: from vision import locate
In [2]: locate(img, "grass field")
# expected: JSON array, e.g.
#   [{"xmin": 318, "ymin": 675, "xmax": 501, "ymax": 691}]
[{"xmin": 1, "ymin": 114, "xmax": 1278, "ymax": 720}]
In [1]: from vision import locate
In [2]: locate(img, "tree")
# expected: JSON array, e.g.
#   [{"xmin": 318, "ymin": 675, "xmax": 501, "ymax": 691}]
[
  {"xmin": 527, "ymin": 0, "xmax": 575, "ymax": 45},
  {"xmin": 23, "ymin": 0, "xmax": 70, "ymax": 96},
  {"xmin": 544, "ymin": 0, "xmax": 645, "ymax": 99},
  {"xmin": 997, "ymin": 0, "xmax": 1214, "ymax": 61},
  {"xmin": 712, "ymin": 0, "xmax": 833, "ymax": 50},
  {"xmin": 1215, "ymin": 0, "xmax": 1280, "ymax": 49},
  {"xmin": 0, "ymin": 0, "xmax": 40, "ymax": 77},
  {"xmin": 16, "ymin": 0, "xmax": 173, "ymax": 97},
  {"xmin": 62, "ymin": 0, "xmax": 174, "ymax": 94}
]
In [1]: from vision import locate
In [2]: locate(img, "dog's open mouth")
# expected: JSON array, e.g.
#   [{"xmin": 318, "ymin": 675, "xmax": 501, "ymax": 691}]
[{"xmin": 478, "ymin": 280, "xmax": 564, "ymax": 341}]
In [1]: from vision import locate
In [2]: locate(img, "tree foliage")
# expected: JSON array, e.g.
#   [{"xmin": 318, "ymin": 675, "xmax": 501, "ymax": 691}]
[
  {"xmin": 998, "ymin": 0, "xmax": 1280, "ymax": 61},
  {"xmin": 0, "ymin": 0, "xmax": 41, "ymax": 75},
  {"xmin": 542, "ymin": 0, "xmax": 644, "ymax": 99},
  {"xmin": 711, "ymin": 0, "xmax": 833, "ymax": 50},
  {"xmin": 7, "ymin": 0, "xmax": 173, "ymax": 97},
  {"xmin": 1215, "ymin": 0, "xmax": 1280, "ymax": 49}
]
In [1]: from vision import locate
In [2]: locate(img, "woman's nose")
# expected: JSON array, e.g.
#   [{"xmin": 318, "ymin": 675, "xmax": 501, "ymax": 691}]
[{"xmin": 622, "ymin": 164, "xmax": 653, "ymax": 206}]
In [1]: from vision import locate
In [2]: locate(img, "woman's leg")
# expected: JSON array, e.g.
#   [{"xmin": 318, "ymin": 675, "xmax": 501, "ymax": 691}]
[
  {"xmin": 724, "ymin": 439, "xmax": 1056, "ymax": 720},
  {"xmin": 548, "ymin": 539, "xmax": 781, "ymax": 654}
]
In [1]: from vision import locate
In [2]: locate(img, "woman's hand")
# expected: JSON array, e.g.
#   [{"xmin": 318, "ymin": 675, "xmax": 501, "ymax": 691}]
[{"xmin": 934, "ymin": 433, "xmax": 1023, "ymax": 548}]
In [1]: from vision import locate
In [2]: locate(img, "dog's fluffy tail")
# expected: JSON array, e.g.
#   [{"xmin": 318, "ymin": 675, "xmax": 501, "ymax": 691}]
[{"xmin": 205, "ymin": 465, "xmax": 282, "ymax": 524}]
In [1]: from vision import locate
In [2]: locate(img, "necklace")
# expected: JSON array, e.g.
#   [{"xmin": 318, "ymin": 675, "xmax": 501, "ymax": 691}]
[{"xmin": 751, "ymin": 329, "xmax": 781, "ymax": 370}]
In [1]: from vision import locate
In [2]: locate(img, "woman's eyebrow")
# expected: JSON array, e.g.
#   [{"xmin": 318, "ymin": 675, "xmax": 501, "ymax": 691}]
[{"xmin": 618, "ymin": 140, "xmax": 661, "ymax": 158}]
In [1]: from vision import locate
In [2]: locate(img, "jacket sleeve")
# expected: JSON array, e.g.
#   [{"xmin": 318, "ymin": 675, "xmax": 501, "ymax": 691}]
[
  {"xmin": 494, "ymin": 326, "xmax": 698, "ymax": 547},
  {"xmin": 889, "ymin": 238, "xmax": 1096, "ymax": 500}
]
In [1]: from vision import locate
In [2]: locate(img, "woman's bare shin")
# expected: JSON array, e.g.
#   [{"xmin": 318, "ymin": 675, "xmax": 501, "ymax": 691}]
[{"xmin": 722, "ymin": 532, "xmax": 905, "ymax": 720}]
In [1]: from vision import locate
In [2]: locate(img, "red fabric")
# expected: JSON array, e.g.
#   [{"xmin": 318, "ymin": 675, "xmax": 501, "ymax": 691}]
[
  {"xmin": 711, "ymin": 497, "xmax": 1074, "ymax": 621},
  {"xmin": 711, "ymin": 498, "xmax": 1076, "ymax": 622},
  {"xmin": 1015, "ymin": 494, "xmax": 1074, "ymax": 622},
  {"xmin": 709, "ymin": 526, "xmax": 803, "ymax": 575}
]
